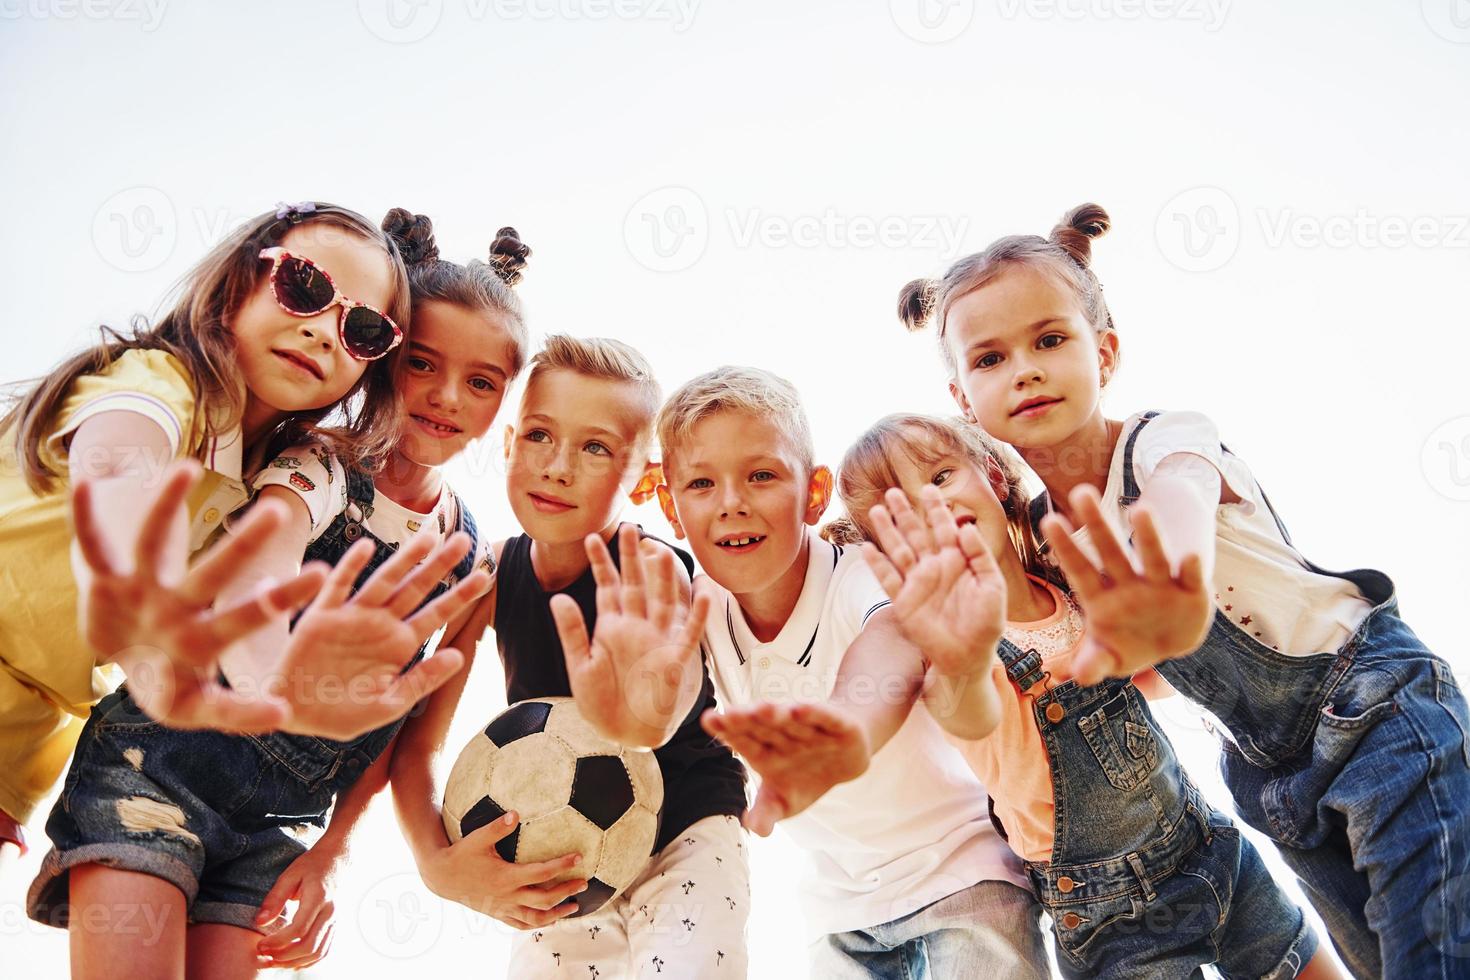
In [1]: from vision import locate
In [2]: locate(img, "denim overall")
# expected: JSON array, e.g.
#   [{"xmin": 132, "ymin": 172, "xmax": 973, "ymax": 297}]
[
  {"xmin": 998, "ymin": 637, "xmax": 1315, "ymax": 979},
  {"xmin": 29, "ymin": 466, "xmax": 481, "ymax": 930},
  {"xmin": 1115, "ymin": 413, "xmax": 1470, "ymax": 979}
]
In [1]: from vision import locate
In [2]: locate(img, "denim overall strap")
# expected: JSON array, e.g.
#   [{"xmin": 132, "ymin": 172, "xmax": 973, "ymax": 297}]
[{"xmin": 996, "ymin": 637, "xmax": 1048, "ymax": 693}]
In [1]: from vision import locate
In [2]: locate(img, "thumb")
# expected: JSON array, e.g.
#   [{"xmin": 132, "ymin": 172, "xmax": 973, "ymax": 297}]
[
  {"xmin": 257, "ymin": 868, "xmax": 301, "ymax": 925},
  {"xmin": 742, "ymin": 785, "xmax": 786, "ymax": 838},
  {"xmin": 463, "ymin": 811, "xmax": 520, "ymax": 851}
]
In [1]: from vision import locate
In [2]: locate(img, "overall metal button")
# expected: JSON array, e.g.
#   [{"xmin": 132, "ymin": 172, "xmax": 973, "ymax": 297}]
[
  {"xmin": 1045, "ymin": 703, "xmax": 1066, "ymax": 724},
  {"xmin": 1061, "ymin": 912, "xmax": 1081, "ymax": 929},
  {"xmin": 1057, "ymin": 876, "xmax": 1076, "ymax": 893}
]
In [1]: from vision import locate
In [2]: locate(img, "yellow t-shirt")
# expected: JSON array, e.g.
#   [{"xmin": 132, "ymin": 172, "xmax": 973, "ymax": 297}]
[{"xmin": 0, "ymin": 348, "xmax": 250, "ymax": 821}]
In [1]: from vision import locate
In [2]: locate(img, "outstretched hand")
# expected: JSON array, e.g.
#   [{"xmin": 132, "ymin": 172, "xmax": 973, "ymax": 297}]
[
  {"xmin": 703, "ymin": 701, "xmax": 870, "ymax": 836},
  {"xmin": 1041, "ymin": 484, "xmax": 1211, "ymax": 686},
  {"xmin": 552, "ymin": 525, "xmax": 710, "ymax": 748},
  {"xmin": 860, "ymin": 485, "xmax": 1006, "ymax": 678}
]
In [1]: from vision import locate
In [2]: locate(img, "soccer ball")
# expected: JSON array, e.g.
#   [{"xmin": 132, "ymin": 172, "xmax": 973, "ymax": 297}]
[{"xmin": 441, "ymin": 697, "xmax": 664, "ymax": 916}]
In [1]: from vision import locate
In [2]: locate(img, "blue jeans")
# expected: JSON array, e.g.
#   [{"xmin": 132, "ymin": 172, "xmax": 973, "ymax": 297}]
[{"xmin": 811, "ymin": 879, "xmax": 1048, "ymax": 980}]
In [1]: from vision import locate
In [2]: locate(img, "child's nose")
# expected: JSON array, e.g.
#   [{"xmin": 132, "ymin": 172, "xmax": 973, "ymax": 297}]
[{"xmin": 296, "ymin": 316, "xmax": 337, "ymax": 353}]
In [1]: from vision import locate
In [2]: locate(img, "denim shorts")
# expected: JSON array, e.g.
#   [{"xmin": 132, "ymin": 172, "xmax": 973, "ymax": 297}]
[
  {"xmin": 27, "ymin": 690, "xmax": 345, "ymax": 932},
  {"xmin": 1041, "ymin": 805, "xmax": 1318, "ymax": 980}
]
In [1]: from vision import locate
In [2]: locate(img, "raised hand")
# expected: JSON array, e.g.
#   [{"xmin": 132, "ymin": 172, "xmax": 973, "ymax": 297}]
[
  {"xmin": 551, "ymin": 525, "xmax": 710, "ymax": 748},
  {"xmin": 860, "ymin": 485, "xmax": 1006, "ymax": 678},
  {"xmin": 254, "ymin": 840, "xmax": 345, "ymax": 970},
  {"xmin": 1040, "ymin": 484, "xmax": 1211, "ymax": 686},
  {"xmin": 422, "ymin": 812, "xmax": 586, "ymax": 929},
  {"xmin": 76, "ymin": 461, "xmax": 328, "ymax": 731},
  {"xmin": 703, "ymin": 701, "xmax": 870, "ymax": 836},
  {"xmin": 268, "ymin": 531, "xmax": 491, "ymax": 740}
]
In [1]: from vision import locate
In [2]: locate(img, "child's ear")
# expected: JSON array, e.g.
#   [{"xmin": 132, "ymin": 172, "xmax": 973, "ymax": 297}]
[
  {"xmin": 1097, "ymin": 330, "xmax": 1120, "ymax": 388},
  {"xmin": 948, "ymin": 380, "xmax": 977, "ymax": 423},
  {"xmin": 984, "ymin": 456, "xmax": 1010, "ymax": 502},
  {"xmin": 502, "ymin": 424, "xmax": 515, "ymax": 465},
  {"xmin": 804, "ymin": 466, "xmax": 835, "ymax": 526},
  {"xmin": 629, "ymin": 461, "xmax": 663, "ymax": 505},
  {"xmin": 655, "ymin": 483, "xmax": 685, "ymax": 539}
]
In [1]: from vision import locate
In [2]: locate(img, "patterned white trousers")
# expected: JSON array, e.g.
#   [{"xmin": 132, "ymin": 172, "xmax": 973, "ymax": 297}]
[{"xmin": 508, "ymin": 814, "xmax": 751, "ymax": 979}]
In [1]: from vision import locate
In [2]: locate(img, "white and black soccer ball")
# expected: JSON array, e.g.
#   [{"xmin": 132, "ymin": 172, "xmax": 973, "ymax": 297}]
[{"xmin": 442, "ymin": 697, "xmax": 664, "ymax": 915}]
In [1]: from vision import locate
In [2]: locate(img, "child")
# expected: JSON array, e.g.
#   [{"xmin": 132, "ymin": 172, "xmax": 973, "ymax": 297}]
[
  {"xmin": 900, "ymin": 202, "xmax": 1470, "ymax": 977},
  {"xmin": 752, "ymin": 412, "xmax": 1336, "ymax": 978},
  {"xmin": 649, "ymin": 368, "xmax": 1050, "ymax": 980},
  {"xmin": 387, "ymin": 336, "xmax": 750, "ymax": 980},
  {"xmin": 0, "ymin": 201, "xmax": 453, "ymax": 866},
  {"xmin": 23, "ymin": 209, "xmax": 511, "ymax": 976}
]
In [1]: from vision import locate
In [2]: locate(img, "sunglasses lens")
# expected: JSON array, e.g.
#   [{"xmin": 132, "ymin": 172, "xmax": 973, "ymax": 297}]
[
  {"xmin": 274, "ymin": 256, "xmax": 336, "ymax": 315},
  {"xmin": 342, "ymin": 306, "xmax": 397, "ymax": 360}
]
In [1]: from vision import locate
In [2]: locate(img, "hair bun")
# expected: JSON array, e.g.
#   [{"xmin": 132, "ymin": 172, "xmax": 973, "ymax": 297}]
[
  {"xmin": 382, "ymin": 207, "xmax": 440, "ymax": 266},
  {"xmin": 819, "ymin": 517, "xmax": 868, "ymax": 546},
  {"xmin": 488, "ymin": 226, "xmax": 531, "ymax": 286},
  {"xmin": 897, "ymin": 277, "xmax": 939, "ymax": 333},
  {"xmin": 1048, "ymin": 203, "xmax": 1110, "ymax": 268}
]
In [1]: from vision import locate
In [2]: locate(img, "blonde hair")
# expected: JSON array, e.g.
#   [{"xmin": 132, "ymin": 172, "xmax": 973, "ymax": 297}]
[
  {"xmin": 900, "ymin": 203, "xmax": 1115, "ymax": 376},
  {"xmin": 657, "ymin": 365, "xmax": 814, "ymax": 475},
  {"xmin": 821, "ymin": 414, "xmax": 1048, "ymax": 580},
  {"xmin": 525, "ymin": 334, "xmax": 662, "ymax": 445},
  {"xmin": 2, "ymin": 202, "xmax": 410, "ymax": 493}
]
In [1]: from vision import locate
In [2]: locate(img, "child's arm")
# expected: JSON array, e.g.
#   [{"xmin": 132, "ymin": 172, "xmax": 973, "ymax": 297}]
[
  {"xmin": 390, "ymin": 569, "xmax": 586, "ymax": 930},
  {"xmin": 252, "ymin": 734, "xmax": 397, "ymax": 970},
  {"xmin": 553, "ymin": 526, "xmax": 712, "ymax": 749},
  {"xmin": 1041, "ymin": 484, "xmax": 1212, "ymax": 685},
  {"xmin": 1134, "ymin": 452, "xmax": 1224, "ymax": 581}
]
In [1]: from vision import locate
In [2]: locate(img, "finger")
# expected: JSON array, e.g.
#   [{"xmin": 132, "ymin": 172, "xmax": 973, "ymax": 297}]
[
  {"xmin": 352, "ymin": 530, "xmax": 441, "ymax": 608},
  {"xmin": 886, "ymin": 487, "xmax": 936, "ymax": 561},
  {"xmin": 198, "ymin": 565, "xmax": 330, "ymax": 652},
  {"xmin": 674, "ymin": 589, "xmax": 711, "ymax": 659},
  {"xmin": 919, "ymin": 485, "xmax": 960, "ymax": 551},
  {"xmin": 955, "ymin": 523, "xmax": 1001, "ymax": 582},
  {"xmin": 513, "ymin": 902, "xmax": 580, "ymax": 928},
  {"xmin": 790, "ymin": 702, "xmax": 855, "ymax": 740},
  {"xmin": 616, "ymin": 524, "xmax": 646, "ymax": 621},
  {"xmin": 306, "ymin": 538, "xmax": 376, "ymax": 612},
  {"xmin": 463, "ymin": 810, "xmax": 521, "ymax": 850},
  {"xmin": 1040, "ymin": 513, "xmax": 1104, "ymax": 597},
  {"xmin": 648, "ymin": 545, "xmax": 677, "ymax": 635},
  {"xmin": 268, "ymin": 918, "xmax": 334, "ymax": 968},
  {"xmin": 373, "ymin": 647, "xmax": 466, "ymax": 713},
  {"xmin": 866, "ymin": 502, "xmax": 916, "ymax": 574},
  {"xmin": 743, "ymin": 785, "xmax": 786, "ymax": 837},
  {"xmin": 859, "ymin": 542, "xmax": 906, "ymax": 601},
  {"xmin": 405, "ymin": 570, "xmax": 492, "ymax": 645},
  {"xmin": 255, "ymin": 872, "xmax": 301, "ymax": 929},
  {"xmin": 550, "ymin": 594, "xmax": 593, "ymax": 670},
  {"xmin": 258, "ymin": 884, "xmax": 322, "ymax": 952},
  {"xmin": 71, "ymin": 479, "xmax": 121, "ymax": 576},
  {"xmin": 178, "ymin": 497, "xmax": 288, "ymax": 605},
  {"xmin": 1177, "ymin": 551, "xmax": 1206, "ymax": 594},
  {"xmin": 511, "ymin": 850, "xmax": 585, "ymax": 888},
  {"xmin": 1071, "ymin": 486, "xmax": 1136, "ymax": 581},
  {"xmin": 513, "ymin": 877, "xmax": 588, "ymax": 911},
  {"xmin": 585, "ymin": 533, "xmax": 622, "ymax": 620},
  {"xmin": 133, "ymin": 462, "xmax": 202, "ymax": 583},
  {"xmin": 384, "ymin": 532, "xmax": 474, "ymax": 620},
  {"xmin": 1128, "ymin": 506, "xmax": 1173, "ymax": 582}
]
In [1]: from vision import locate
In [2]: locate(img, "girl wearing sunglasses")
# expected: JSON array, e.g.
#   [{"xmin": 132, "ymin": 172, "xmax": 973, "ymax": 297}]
[
  {"xmin": 0, "ymin": 201, "xmax": 460, "ymax": 872},
  {"xmin": 26, "ymin": 209, "xmax": 530, "ymax": 976}
]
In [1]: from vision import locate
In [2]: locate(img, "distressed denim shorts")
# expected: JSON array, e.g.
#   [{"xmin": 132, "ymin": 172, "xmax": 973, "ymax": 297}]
[{"xmin": 27, "ymin": 690, "xmax": 338, "ymax": 933}]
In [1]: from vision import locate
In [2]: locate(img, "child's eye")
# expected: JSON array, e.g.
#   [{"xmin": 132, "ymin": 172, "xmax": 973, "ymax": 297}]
[
  {"xmin": 975, "ymin": 352, "xmax": 1002, "ymax": 370},
  {"xmin": 751, "ymin": 470, "xmax": 777, "ymax": 483},
  {"xmin": 1038, "ymin": 333, "xmax": 1066, "ymax": 350},
  {"xmin": 932, "ymin": 468, "xmax": 953, "ymax": 486},
  {"xmin": 525, "ymin": 429, "xmax": 550, "ymax": 443},
  {"xmin": 469, "ymin": 377, "xmax": 496, "ymax": 393},
  {"xmin": 585, "ymin": 442, "xmax": 611, "ymax": 456},
  {"xmin": 406, "ymin": 356, "xmax": 432, "ymax": 372},
  {"xmin": 686, "ymin": 477, "xmax": 713, "ymax": 490}
]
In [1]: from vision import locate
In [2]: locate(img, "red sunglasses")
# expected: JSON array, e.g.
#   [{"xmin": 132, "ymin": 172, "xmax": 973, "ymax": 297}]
[{"xmin": 258, "ymin": 247, "xmax": 403, "ymax": 361}]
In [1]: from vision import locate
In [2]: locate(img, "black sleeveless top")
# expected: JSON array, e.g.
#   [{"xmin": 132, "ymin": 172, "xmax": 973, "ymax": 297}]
[{"xmin": 493, "ymin": 525, "xmax": 747, "ymax": 852}]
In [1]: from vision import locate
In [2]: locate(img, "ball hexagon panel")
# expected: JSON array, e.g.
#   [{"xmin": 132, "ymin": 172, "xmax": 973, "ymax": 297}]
[
  {"xmin": 488, "ymin": 732, "xmax": 575, "ymax": 820},
  {"xmin": 598, "ymin": 804, "xmax": 659, "ymax": 891},
  {"xmin": 543, "ymin": 696, "xmax": 620, "ymax": 754},
  {"xmin": 625, "ymin": 745, "xmax": 664, "ymax": 815},
  {"xmin": 441, "ymin": 732, "xmax": 501, "ymax": 835},
  {"xmin": 569, "ymin": 755, "xmax": 635, "ymax": 830},
  {"xmin": 516, "ymin": 805, "xmax": 604, "ymax": 878}
]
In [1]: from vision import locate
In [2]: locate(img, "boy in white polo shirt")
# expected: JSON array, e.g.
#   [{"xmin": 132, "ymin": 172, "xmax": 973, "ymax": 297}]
[{"xmin": 648, "ymin": 366, "xmax": 1047, "ymax": 979}]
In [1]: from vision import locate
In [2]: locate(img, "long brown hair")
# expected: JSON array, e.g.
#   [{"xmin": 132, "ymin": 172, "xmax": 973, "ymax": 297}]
[
  {"xmin": 2, "ymin": 202, "xmax": 411, "ymax": 493},
  {"xmin": 898, "ymin": 203, "xmax": 1115, "ymax": 376},
  {"xmin": 821, "ymin": 414, "xmax": 1050, "ymax": 580}
]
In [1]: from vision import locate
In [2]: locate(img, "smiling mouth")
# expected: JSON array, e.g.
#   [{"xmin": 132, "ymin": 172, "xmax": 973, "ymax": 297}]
[
  {"xmin": 273, "ymin": 349, "xmax": 324, "ymax": 380},
  {"xmin": 716, "ymin": 535, "xmax": 766, "ymax": 550},
  {"xmin": 411, "ymin": 414, "xmax": 462, "ymax": 436},
  {"xmin": 529, "ymin": 492, "xmax": 575, "ymax": 511},
  {"xmin": 1011, "ymin": 397, "xmax": 1062, "ymax": 417}
]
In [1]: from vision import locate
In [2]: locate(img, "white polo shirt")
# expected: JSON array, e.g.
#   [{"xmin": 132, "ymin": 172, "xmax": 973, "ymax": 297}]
[{"xmin": 701, "ymin": 529, "xmax": 1027, "ymax": 938}]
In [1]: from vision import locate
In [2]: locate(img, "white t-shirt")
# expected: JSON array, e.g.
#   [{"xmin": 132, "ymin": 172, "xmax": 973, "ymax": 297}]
[
  {"xmin": 251, "ymin": 444, "xmax": 494, "ymax": 577},
  {"xmin": 701, "ymin": 528, "xmax": 1028, "ymax": 938},
  {"xmin": 1061, "ymin": 411, "xmax": 1372, "ymax": 656}
]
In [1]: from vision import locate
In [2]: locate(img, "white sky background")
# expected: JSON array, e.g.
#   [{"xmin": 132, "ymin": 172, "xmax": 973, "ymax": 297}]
[{"xmin": 3, "ymin": 0, "xmax": 1469, "ymax": 974}]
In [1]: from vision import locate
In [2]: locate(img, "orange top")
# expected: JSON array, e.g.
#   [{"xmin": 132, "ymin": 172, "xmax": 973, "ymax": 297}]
[{"xmin": 944, "ymin": 577, "xmax": 1084, "ymax": 863}]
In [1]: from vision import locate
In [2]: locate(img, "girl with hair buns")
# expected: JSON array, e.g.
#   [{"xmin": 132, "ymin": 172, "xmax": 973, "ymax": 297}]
[
  {"xmin": 900, "ymin": 203, "xmax": 1470, "ymax": 977},
  {"xmin": 26, "ymin": 209, "xmax": 523, "ymax": 976},
  {"xmin": 0, "ymin": 200, "xmax": 482, "ymax": 873}
]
